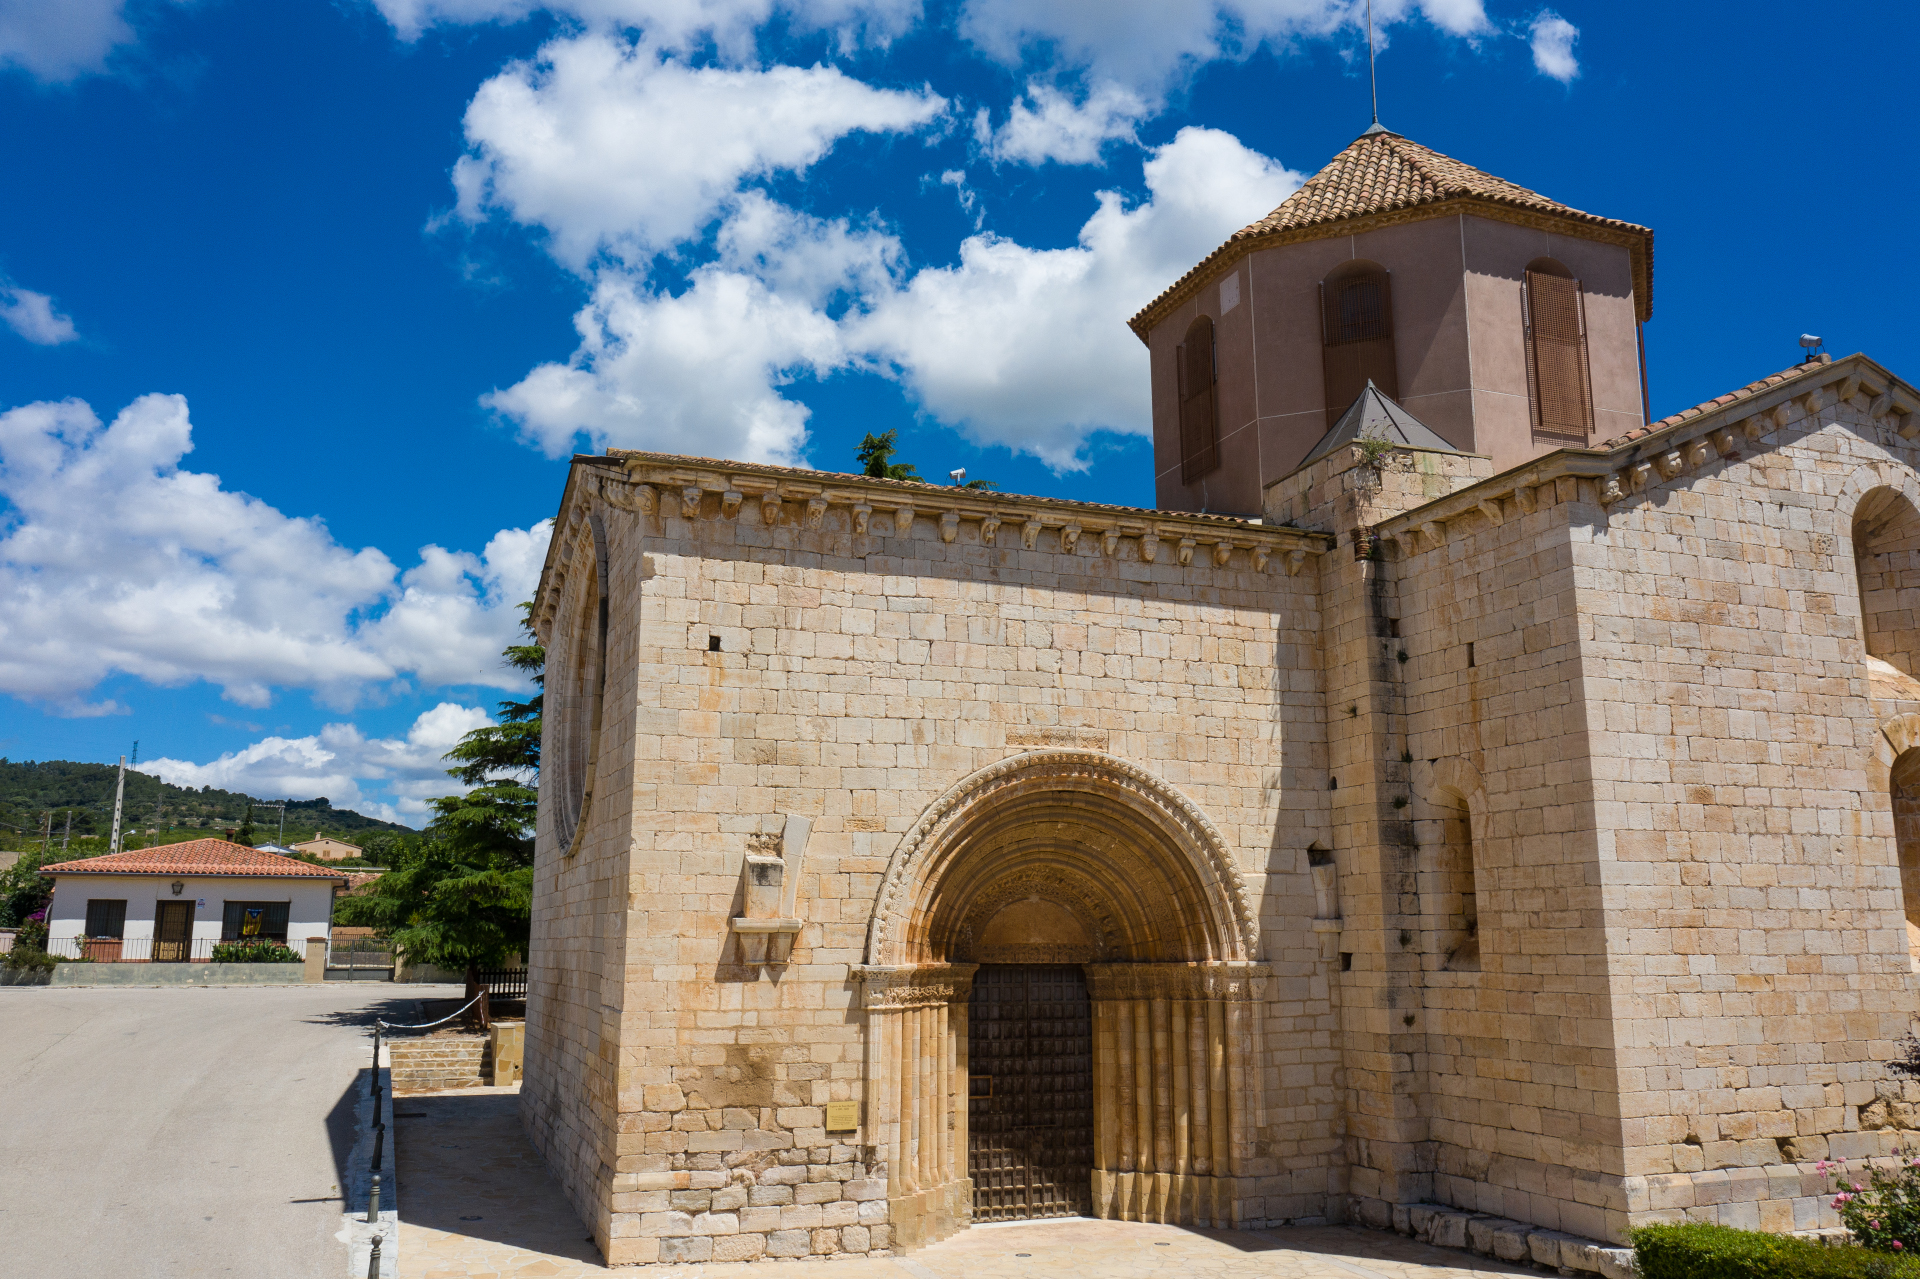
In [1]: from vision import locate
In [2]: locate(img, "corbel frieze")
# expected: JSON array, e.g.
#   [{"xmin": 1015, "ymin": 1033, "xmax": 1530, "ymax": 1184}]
[{"xmin": 593, "ymin": 460, "xmax": 1333, "ymax": 578}]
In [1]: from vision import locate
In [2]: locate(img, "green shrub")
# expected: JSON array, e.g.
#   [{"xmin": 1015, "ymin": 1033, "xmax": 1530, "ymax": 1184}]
[
  {"xmin": 210, "ymin": 940, "xmax": 301, "ymax": 963},
  {"xmin": 1634, "ymin": 1223, "xmax": 1920, "ymax": 1278},
  {"xmin": 2, "ymin": 946, "xmax": 55, "ymax": 973}
]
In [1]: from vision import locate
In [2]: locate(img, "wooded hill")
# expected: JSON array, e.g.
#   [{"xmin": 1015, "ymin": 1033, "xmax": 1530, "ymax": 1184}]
[{"xmin": 0, "ymin": 758, "xmax": 413, "ymax": 850}]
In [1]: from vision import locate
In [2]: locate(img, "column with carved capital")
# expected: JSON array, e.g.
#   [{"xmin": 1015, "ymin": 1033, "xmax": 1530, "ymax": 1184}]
[
  {"xmin": 1085, "ymin": 962, "xmax": 1269, "ymax": 1228},
  {"xmin": 854, "ymin": 964, "xmax": 978, "ymax": 1251}
]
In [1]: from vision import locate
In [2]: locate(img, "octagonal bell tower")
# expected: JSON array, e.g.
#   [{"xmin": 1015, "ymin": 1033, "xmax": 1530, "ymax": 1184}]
[{"xmin": 1132, "ymin": 127, "xmax": 1654, "ymax": 515}]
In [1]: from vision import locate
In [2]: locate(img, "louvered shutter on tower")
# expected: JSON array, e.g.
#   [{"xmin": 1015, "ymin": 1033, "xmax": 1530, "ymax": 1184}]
[
  {"xmin": 1525, "ymin": 271, "xmax": 1594, "ymax": 441},
  {"xmin": 1321, "ymin": 272, "xmax": 1398, "ymax": 426},
  {"xmin": 1177, "ymin": 316, "xmax": 1219, "ymax": 483}
]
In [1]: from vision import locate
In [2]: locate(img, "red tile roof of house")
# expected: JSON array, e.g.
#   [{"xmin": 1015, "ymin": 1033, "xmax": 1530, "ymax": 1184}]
[
  {"xmin": 1128, "ymin": 127, "xmax": 1655, "ymax": 340},
  {"xmin": 39, "ymin": 839, "xmax": 348, "ymax": 880}
]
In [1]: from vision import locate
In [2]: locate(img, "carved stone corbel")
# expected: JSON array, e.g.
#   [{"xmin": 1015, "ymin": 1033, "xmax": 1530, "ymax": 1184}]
[
  {"xmin": 759, "ymin": 492, "xmax": 781, "ymax": 525},
  {"xmin": 1598, "ymin": 475, "xmax": 1625, "ymax": 505},
  {"xmin": 1710, "ymin": 427, "xmax": 1737, "ymax": 455},
  {"xmin": 1839, "ymin": 374, "xmax": 1862, "ymax": 404},
  {"xmin": 1421, "ymin": 520, "xmax": 1445, "ymax": 549},
  {"xmin": 1102, "ymin": 530, "xmax": 1120, "ymax": 557},
  {"xmin": 1798, "ymin": 387, "xmax": 1826, "ymax": 418},
  {"xmin": 1513, "ymin": 485, "xmax": 1539, "ymax": 515},
  {"xmin": 852, "ymin": 504, "xmax": 872, "ymax": 535},
  {"xmin": 1176, "ymin": 538, "xmax": 1196, "ymax": 567},
  {"xmin": 1252, "ymin": 545, "xmax": 1270, "ymax": 572},
  {"xmin": 1871, "ymin": 388, "xmax": 1896, "ymax": 420},
  {"xmin": 1628, "ymin": 461, "xmax": 1654, "ymax": 493},
  {"xmin": 1284, "ymin": 548, "xmax": 1305, "ymax": 576},
  {"xmin": 1020, "ymin": 518, "xmax": 1042, "ymax": 549},
  {"xmin": 1061, "ymin": 522, "xmax": 1082, "ymax": 553},
  {"xmin": 806, "ymin": 496, "xmax": 829, "ymax": 529},
  {"xmin": 1477, "ymin": 498, "xmax": 1505, "ymax": 526},
  {"xmin": 1212, "ymin": 541, "xmax": 1233, "ymax": 567},
  {"xmin": 1554, "ymin": 474, "xmax": 1581, "ymax": 505},
  {"xmin": 679, "ymin": 486, "xmax": 704, "ymax": 519},
  {"xmin": 981, "ymin": 516, "xmax": 1001, "ymax": 545},
  {"xmin": 721, "ymin": 489, "xmax": 744, "ymax": 520},
  {"xmin": 893, "ymin": 505, "xmax": 915, "ymax": 537},
  {"xmin": 1685, "ymin": 439, "xmax": 1712, "ymax": 469},
  {"xmin": 939, "ymin": 511, "xmax": 959, "ymax": 543},
  {"xmin": 1657, "ymin": 449, "xmax": 1686, "ymax": 480},
  {"xmin": 1140, "ymin": 533, "xmax": 1160, "ymax": 563}
]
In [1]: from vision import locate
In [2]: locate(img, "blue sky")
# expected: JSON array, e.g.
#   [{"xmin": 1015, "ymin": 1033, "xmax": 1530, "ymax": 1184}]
[{"xmin": 1, "ymin": 0, "xmax": 1914, "ymax": 824}]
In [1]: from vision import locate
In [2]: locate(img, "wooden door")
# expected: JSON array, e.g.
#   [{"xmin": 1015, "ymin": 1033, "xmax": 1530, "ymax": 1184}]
[
  {"xmin": 967, "ymin": 965, "xmax": 1093, "ymax": 1222},
  {"xmin": 154, "ymin": 901, "xmax": 193, "ymax": 962}
]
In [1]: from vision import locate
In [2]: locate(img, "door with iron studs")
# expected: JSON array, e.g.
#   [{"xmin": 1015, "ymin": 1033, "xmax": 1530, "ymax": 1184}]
[{"xmin": 967, "ymin": 965, "xmax": 1094, "ymax": 1221}]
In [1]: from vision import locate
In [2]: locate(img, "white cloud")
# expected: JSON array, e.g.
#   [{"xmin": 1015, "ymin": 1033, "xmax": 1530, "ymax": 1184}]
[
  {"xmin": 0, "ymin": 283, "xmax": 79, "ymax": 345},
  {"xmin": 451, "ymin": 31, "xmax": 944, "ymax": 271},
  {"xmin": 1527, "ymin": 10, "xmax": 1578, "ymax": 82},
  {"xmin": 957, "ymin": 0, "xmax": 1490, "ymax": 100},
  {"xmin": 371, "ymin": 0, "xmax": 922, "ymax": 57},
  {"xmin": 855, "ymin": 126, "xmax": 1301, "ymax": 469},
  {"xmin": 483, "ymin": 208, "xmax": 879, "ymax": 462},
  {"xmin": 979, "ymin": 81, "xmax": 1147, "ymax": 167},
  {"xmin": 0, "ymin": 0, "xmax": 132, "ymax": 82},
  {"xmin": 146, "ymin": 703, "xmax": 495, "ymax": 824},
  {"xmin": 0, "ymin": 393, "xmax": 549, "ymax": 713}
]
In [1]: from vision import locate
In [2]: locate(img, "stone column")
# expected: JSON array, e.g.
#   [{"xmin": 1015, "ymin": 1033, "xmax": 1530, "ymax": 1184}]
[
  {"xmin": 854, "ymin": 964, "xmax": 978, "ymax": 1251},
  {"xmin": 1086, "ymin": 962, "xmax": 1268, "ymax": 1228}
]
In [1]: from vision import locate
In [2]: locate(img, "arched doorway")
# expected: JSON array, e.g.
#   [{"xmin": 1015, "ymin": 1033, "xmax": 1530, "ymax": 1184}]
[{"xmin": 855, "ymin": 751, "xmax": 1266, "ymax": 1248}]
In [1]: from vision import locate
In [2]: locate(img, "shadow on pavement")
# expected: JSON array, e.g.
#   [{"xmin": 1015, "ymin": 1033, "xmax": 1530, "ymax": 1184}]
[{"xmin": 397, "ymin": 1088, "xmax": 603, "ymax": 1267}]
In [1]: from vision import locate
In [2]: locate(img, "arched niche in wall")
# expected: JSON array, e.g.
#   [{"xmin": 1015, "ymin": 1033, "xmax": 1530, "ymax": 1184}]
[
  {"xmin": 1852, "ymin": 485, "xmax": 1920, "ymax": 685},
  {"xmin": 1319, "ymin": 258, "xmax": 1398, "ymax": 427}
]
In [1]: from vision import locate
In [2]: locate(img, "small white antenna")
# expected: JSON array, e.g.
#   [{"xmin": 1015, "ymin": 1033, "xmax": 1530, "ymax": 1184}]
[{"xmin": 1366, "ymin": 0, "xmax": 1380, "ymax": 128}]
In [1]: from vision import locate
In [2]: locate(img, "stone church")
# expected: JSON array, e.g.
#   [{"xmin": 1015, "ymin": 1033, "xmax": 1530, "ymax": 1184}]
[{"xmin": 520, "ymin": 126, "xmax": 1920, "ymax": 1268}]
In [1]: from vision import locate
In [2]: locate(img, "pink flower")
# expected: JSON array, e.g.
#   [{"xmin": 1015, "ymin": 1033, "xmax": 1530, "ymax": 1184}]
[
  {"xmin": 1897, "ymin": 1241, "xmax": 1906, "ymax": 1251},
  {"xmin": 1873, "ymin": 1220, "xmax": 1883, "ymax": 1230}
]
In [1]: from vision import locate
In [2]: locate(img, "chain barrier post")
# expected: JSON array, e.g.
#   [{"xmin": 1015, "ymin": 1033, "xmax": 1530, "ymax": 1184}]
[
  {"xmin": 367, "ymin": 1171, "xmax": 380, "ymax": 1224},
  {"xmin": 366, "ymin": 1233, "xmax": 382, "ymax": 1279}
]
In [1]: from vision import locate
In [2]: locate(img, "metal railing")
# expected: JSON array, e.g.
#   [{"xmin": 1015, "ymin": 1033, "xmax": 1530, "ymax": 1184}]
[
  {"xmin": 330, "ymin": 937, "xmax": 396, "ymax": 969},
  {"xmin": 473, "ymin": 967, "xmax": 527, "ymax": 999},
  {"xmin": 43, "ymin": 936, "xmax": 299, "ymax": 963}
]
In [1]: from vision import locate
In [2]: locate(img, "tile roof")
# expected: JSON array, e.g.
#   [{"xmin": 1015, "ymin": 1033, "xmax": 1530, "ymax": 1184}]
[
  {"xmin": 1128, "ymin": 128, "xmax": 1655, "ymax": 340},
  {"xmin": 39, "ymin": 838, "xmax": 348, "ymax": 880},
  {"xmin": 1599, "ymin": 358, "xmax": 1830, "ymax": 450}
]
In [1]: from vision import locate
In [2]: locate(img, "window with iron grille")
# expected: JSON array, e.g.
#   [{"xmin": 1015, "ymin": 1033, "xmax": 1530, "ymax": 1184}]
[
  {"xmin": 1320, "ymin": 266, "xmax": 1398, "ymax": 425},
  {"xmin": 1175, "ymin": 314, "xmax": 1219, "ymax": 483},
  {"xmin": 84, "ymin": 899, "xmax": 127, "ymax": 939},
  {"xmin": 221, "ymin": 900, "xmax": 290, "ymax": 941},
  {"xmin": 1524, "ymin": 266, "xmax": 1594, "ymax": 441}
]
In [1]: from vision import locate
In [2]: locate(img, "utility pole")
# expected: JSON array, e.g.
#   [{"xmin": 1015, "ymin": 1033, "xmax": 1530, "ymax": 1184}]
[
  {"xmin": 62, "ymin": 811, "xmax": 71, "ymax": 851},
  {"xmin": 109, "ymin": 756, "xmax": 127, "ymax": 856},
  {"xmin": 41, "ymin": 812, "xmax": 51, "ymax": 856}
]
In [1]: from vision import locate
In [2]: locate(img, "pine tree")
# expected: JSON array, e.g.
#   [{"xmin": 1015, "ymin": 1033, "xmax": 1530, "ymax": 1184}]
[{"xmin": 855, "ymin": 430, "xmax": 923, "ymax": 482}]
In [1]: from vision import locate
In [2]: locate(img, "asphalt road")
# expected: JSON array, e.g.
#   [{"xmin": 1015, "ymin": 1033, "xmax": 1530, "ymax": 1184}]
[{"xmin": 0, "ymin": 982, "xmax": 460, "ymax": 1279}]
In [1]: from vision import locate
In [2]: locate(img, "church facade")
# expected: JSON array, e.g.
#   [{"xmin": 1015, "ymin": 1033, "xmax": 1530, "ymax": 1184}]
[{"xmin": 520, "ymin": 129, "xmax": 1920, "ymax": 1267}]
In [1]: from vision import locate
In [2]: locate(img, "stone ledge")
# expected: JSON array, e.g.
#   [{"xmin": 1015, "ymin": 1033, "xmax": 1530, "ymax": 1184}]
[{"xmin": 1386, "ymin": 1202, "xmax": 1636, "ymax": 1278}]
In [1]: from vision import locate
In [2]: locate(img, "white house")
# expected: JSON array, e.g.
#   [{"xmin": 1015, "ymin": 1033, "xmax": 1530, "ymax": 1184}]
[{"xmin": 41, "ymin": 839, "xmax": 346, "ymax": 962}]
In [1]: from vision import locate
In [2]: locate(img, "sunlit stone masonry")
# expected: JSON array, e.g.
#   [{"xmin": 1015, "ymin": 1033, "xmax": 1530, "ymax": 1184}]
[{"xmin": 518, "ymin": 127, "xmax": 1920, "ymax": 1267}]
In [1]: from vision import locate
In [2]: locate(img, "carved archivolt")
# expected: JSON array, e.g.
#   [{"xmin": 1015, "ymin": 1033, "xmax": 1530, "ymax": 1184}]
[
  {"xmin": 863, "ymin": 750, "xmax": 1257, "ymax": 966},
  {"xmin": 1883, "ymin": 713, "xmax": 1920, "ymax": 765}
]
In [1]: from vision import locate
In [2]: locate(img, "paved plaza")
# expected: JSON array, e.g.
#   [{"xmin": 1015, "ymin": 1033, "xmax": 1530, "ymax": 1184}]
[
  {"xmin": 398, "ymin": 1088, "xmax": 1534, "ymax": 1279},
  {"xmin": 0, "ymin": 982, "xmax": 458, "ymax": 1279}
]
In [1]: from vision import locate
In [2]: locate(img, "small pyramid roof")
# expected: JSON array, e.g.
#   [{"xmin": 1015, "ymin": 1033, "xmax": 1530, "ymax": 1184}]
[
  {"xmin": 1129, "ymin": 128, "xmax": 1654, "ymax": 340},
  {"xmin": 1298, "ymin": 382, "xmax": 1460, "ymax": 471}
]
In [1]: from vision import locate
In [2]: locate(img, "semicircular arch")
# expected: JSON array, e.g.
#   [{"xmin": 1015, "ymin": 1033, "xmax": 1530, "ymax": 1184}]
[{"xmin": 863, "ymin": 751, "xmax": 1257, "ymax": 966}]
